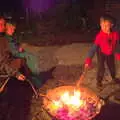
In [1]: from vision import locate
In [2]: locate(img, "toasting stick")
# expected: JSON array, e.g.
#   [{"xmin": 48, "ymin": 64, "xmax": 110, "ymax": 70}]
[
  {"xmin": 26, "ymin": 79, "xmax": 39, "ymax": 98},
  {"xmin": 76, "ymin": 66, "xmax": 88, "ymax": 88},
  {"xmin": 0, "ymin": 75, "xmax": 39, "ymax": 99}
]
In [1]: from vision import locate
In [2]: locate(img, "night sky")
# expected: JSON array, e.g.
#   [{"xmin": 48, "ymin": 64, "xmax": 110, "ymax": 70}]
[
  {"xmin": 0, "ymin": 0, "xmax": 23, "ymax": 13},
  {"xmin": 0, "ymin": 0, "xmax": 91, "ymax": 13}
]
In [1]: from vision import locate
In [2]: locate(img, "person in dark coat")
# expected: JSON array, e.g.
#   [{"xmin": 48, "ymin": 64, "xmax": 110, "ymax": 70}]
[{"xmin": 0, "ymin": 16, "xmax": 30, "ymax": 82}]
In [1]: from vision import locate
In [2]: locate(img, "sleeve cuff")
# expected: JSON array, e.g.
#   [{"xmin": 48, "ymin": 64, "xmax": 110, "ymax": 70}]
[
  {"xmin": 85, "ymin": 58, "xmax": 92, "ymax": 66},
  {"xmin": 115, "ymin": 54, "xmax": 120, "ymax": 60}
]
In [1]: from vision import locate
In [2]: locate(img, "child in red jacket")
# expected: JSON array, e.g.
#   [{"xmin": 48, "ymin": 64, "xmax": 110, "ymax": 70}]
[{"xmin": 85, "ymin": 14, "xmax": 120, "ymax": 89}]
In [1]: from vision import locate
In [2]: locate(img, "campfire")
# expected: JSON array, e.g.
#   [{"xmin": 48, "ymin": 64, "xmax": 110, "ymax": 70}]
[{"xmin": 42, "ymin": 85, "xmax": 104, "ymax": 120}]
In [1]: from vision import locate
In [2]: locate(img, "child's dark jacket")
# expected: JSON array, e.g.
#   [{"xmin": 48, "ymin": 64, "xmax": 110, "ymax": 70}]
[
  {"xmin": 5, "ymin": 35, "xmax": 25, "ymax": 58},
  {"xmin": 5, "ymin": 35, "xmax": 39, "ymax": 73}
]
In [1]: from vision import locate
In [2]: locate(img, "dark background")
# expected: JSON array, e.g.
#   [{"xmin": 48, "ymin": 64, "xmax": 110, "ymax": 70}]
[{"xmin": 0, "ymin": 0, "xmax": 23, "ymax": 13}]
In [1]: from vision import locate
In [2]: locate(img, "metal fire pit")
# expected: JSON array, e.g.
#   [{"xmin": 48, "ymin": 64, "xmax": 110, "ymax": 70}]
[{"xmin": 42, "ymin": 85, "xmax": 104, "ymax": 120}]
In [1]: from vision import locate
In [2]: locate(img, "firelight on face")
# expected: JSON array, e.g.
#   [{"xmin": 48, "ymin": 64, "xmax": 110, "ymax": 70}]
[
  {"xmin": 100, "ymin": 20, "xmax": 113, "ymax": 34},
  {"xmin": 6, "ymin": 24, "xmax": 16, "ymax": 36}
]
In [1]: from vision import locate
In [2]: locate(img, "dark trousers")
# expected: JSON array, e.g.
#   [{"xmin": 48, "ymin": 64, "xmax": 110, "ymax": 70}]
[{"xmin": 96, "ymin": 50, "xmax": 116, "ymax": 83}]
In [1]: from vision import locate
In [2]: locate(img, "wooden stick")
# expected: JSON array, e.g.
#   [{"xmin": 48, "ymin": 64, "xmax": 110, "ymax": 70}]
[
  {"xmin": 39, "ymin": 93, "xmax": 53, "ymax": 102},
  {"xmin": 26, "ymin": 79, "xmax": 39, "ymax": 98},
  {"xmin": 0, "ymin": 76, "xmax": 39, "ymax": 98},
  {"xmin": 76, "ymin": 67, "xmax": 88, "ymax": 88},
  {"xmin": 39, "ymin": 93, "xmax": 46, "ymax": 97},
  {"xmin": 0, "ymin": 77, "xmax": 9, "ymax": 93},
  {"xmin": 0, "ymin": 75, "xmax": 9, "ymax": 78}
]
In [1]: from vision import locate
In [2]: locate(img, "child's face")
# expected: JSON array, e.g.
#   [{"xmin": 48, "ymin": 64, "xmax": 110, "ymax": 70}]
[
  {"xmin": 0, "ymin": 18, "xmax": 5, "ymax": 32},
  {"xmin": 100, "ymin": 20, "xmax": 113, "ymax": 33},
  {"xmin": 6, "ymin": 24, "xmax": 16, "ymax": 36}
]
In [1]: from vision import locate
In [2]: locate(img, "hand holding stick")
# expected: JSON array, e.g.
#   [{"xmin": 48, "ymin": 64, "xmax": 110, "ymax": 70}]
[
  {"xmin": 0, "ymin": 75, "xmax": 39, "ymax": 99},
  {"xmin": 76, "ymin": 65, "xmax": 88, "ymax": 88},
  {"xmin": 16, "ymin": 74, "xmax": 39, "ymax": 98}
]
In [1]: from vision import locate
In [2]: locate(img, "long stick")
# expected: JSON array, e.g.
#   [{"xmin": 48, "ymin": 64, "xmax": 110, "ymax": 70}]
[
  {"xmin": 0, "ymin": 76, "xmax": 39, "ymax": 98},
  {"xmin": 76, "ymin": 67, "xmax": 88, "ymax": 88},
  {"xmin": 26, "ymin": 79, "xmax": 39, "ymax": 98},
  {"xmin": 0, "ymin": 77, "xmax": 9, "ymax": 93},
  {"xmin": 39, "ymin": 93, "xmax": 55, "ymax": 103}
]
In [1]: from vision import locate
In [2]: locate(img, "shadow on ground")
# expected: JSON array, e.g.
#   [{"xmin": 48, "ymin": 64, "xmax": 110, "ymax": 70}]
[
  {"xmin": 94, "ymin": 102, "xmax": 120, "ymax": 120},
  {"xmin": 39, "ymin": 67, "xmax": 56, "ymax": 84}
]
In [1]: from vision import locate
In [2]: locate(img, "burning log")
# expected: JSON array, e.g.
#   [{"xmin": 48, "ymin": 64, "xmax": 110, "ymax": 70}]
[{"xmin": 42, "ymin": 85, "xmax": 104, "ymax": 120}]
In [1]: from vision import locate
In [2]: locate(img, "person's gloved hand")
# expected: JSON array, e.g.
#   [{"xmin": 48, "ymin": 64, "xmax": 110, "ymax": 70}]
[
  {"xmin": 16, "ymin": 73, "xmax": 26, "ymax": 81},
  {"xmin": 84, "ymin": 58, "xmax": 92, "ymax": 67},
  {"xmin": 18, "ymin": 47, "xmax": 24, "ymax": 52},
  {"xmin": 115, "ymin": 54, "xmax": 120, "ymax": 60},
  {"xmin": 84, "ymin": 63, "xmax": 89, "ymax": 69}
]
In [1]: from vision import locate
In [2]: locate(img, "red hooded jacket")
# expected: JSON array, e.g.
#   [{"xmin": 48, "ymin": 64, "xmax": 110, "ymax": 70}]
[{"xmin": 85, "ymin": 31, "xmax": 120, "ymax": 66}]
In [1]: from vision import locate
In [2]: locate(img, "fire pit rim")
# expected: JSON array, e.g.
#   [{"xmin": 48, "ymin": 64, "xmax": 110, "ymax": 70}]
[{"xmin": 42, "ymin": 85, "xmax": 105, "ymax": 120}]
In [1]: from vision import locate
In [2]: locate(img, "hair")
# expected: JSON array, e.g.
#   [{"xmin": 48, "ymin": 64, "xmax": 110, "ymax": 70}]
[
  {"xmin": 6, "ymin": 20, "xmax": 16, "ymax": 27},
  {"xmin": 0, "ymin": 16, "xmax": 5, "ymax": 22},
  {"xmin": 100, "ymin": 14, "xmax": 116, "ymax": 25}
]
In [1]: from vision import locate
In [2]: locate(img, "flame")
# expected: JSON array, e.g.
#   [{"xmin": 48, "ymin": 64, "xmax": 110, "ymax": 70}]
[
  {"xmin": 51, "ymin": 100, "xmax": 63, "ymax": 111},
  {"xmin": 44, "ymin": 86, "xmax": 104, "ymax": 120},
  {"xmin": 52, "ymin": 90, "xmax": 85, "ymax": 112},
  {"xmin": 61, "ymin": 90, "xmax": 84, "ymax": 108}
]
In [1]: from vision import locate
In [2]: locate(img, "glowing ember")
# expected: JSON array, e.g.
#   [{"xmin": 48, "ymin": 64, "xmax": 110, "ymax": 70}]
[{"xmin": 43, "ymin": 86, "xmax": 104, "ymax": 120}]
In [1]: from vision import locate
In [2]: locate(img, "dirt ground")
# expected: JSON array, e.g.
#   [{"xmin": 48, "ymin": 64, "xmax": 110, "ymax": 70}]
[{"xmin": 21, "ymin": 28, "xmax": 97, "ymax": 46}]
